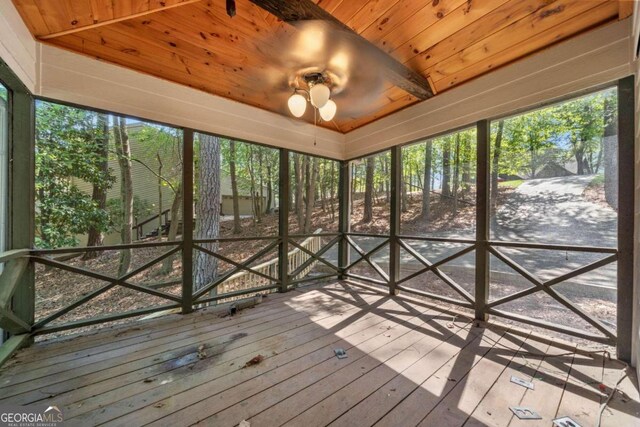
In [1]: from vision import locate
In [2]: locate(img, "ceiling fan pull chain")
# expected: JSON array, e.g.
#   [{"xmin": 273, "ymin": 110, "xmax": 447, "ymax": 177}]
[
  {"xmin": 226, "ymin": 0, "xmax": 236, "ymax": 17},
  {"xmin": 314, "ymin": 108, "xmax": 318, "ymax": 146}
]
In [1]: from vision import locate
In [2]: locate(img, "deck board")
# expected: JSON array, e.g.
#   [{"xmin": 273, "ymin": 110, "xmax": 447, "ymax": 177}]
[{"xmin": 0, "ymin": 281, "xmax": 638, "ymax": 427}]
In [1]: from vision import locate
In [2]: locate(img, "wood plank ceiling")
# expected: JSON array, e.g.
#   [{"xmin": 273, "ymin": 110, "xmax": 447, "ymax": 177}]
[{"xmin": 12, "ymin": 0, "xmax": 629, "ymax": 133}]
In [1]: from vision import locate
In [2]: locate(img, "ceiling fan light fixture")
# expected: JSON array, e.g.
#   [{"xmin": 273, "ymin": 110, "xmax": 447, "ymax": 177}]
[
  {"xmin": 309, "ymin": 83, "xmax": 330, "ymax": 108},
  {"xmin": 288, "ymin": 93, "xmax": 307, "ymax": 117},
  {"xmin": 319, "ymin": 99, "xmax": 337, "ymax": 121}
]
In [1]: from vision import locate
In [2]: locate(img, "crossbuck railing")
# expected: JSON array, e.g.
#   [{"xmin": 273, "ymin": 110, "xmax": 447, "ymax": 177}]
[{"xmin": 218, "ymin": 229, "xmax": 323, "ymax": 295}]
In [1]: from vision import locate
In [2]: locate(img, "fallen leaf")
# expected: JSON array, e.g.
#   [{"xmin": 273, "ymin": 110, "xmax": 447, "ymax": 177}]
[{"xmin": 244, "ymin": 355, "xmax": 264, "ymax": 368}]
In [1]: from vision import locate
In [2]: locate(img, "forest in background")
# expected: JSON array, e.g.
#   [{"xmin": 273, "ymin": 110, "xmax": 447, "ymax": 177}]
[
  {"xmin": 28, "ymin": 87, "xmax": 621, "ymax": 338},
  {"xmin": 33, "ymin": 87, "xmax": 618, "ymax": 268}
]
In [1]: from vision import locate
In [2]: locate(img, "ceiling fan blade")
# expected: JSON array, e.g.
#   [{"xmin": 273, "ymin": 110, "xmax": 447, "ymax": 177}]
[{"xmin": 255, "ymin": 20, "xmax": 388, "ymax": 120}]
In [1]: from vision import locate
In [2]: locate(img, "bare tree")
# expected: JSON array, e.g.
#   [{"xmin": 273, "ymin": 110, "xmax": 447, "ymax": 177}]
[
  {"xmin": 229, "ymin": 140, "xmax": 242, "ymax": 234},
  {"xmin": 265, "ymin": 160, "xmax": 273, "ymax": 214},
  {"xmin": 83, "ymin": 113, "xmax": 109, "ymax": 259},
  {"xmin": 421, "ymin": 141, "xmax": 433, "ymax": 220},
  {"xmin": 490, "ymin": 120, "xmax": 505, "ymax": 218},
  {"xmin": 452, "ymin": 133, "xmax": 461, "ymax": 215},
  {"xmin": 329, "ymin": 161, "xmax": 336, "ymax": 221},
  {"xmin": 193, "ymin": 134, "xmax": 221, "ymax": 294},
  {"xmin": 363, "ymin": 156, "xmax": 374, "ymax": 223},
  {"xmin": 160, "ymin": 180, "xmax": 183, "ymax": 274},
  {"xmin": 296, "ymin": 155, "xmax": 306, "ymax": 230},
  {"xmin": 602, "ymin": 96, "xmax": 618, "ymax": 209},
  {"xmin": 156, "ymin": 153, "xmax": 163, "ymax": 235},
  {"xmin": 113, "ymin": 116, "xmax": 133, "ymax": 276},
  {"xmin": 442, "ymin": 137, "xmax": 451, "ymax": 198},
  {"xmin": 303, "ymin": 157, "xmax": 319, "ymax": 233}
]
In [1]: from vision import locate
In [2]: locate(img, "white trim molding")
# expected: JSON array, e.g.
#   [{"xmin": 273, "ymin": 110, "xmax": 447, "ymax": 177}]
[
  {"xmin": 345, "ymin": 19, "xmax": 634, "ymax": 159},
  {"xmin": 38, "ymin": 45, "xmax": 345, "ymax": 159},
  {"xmin": 0, "ymin": 1, "xmax": 37, "ymax": 92}
]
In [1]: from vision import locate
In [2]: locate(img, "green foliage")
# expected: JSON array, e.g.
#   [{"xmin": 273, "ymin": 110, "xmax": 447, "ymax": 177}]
[
  {"xmin": 554, "ymin": 90, "xmax": 615, "ymax": 174},
  {"xmin": 0, "ymin": 85, "xmax": 7, "ymax": 101},
  {"xmin": 498, "ymin": 179, "xmax": 524, "ymax": 189},
  {"xmin": 491, "ymin": 88, "xmax": 616, "ymax": 178},
  {"xmin": 196, "ymin": 135, "xmax": 280, "ymax": 209},
  {"xmin": 129, "ymin": 124, "xmax": 183, "ymax": 192},
  {"xmin": 399, "ymin": 128, "xmax": 477, "ymax": 194},
  {"xmin": 588, "ymin": 174, "xmax": 605, "ymax": 187},
  {"xmin": 35, "ymin": 102, "xmax": 114, "ymax": 248}
]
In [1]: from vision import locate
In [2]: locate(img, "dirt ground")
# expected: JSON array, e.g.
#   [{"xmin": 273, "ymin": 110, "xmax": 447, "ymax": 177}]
[{"xmin": 35, "ymin": 185, "xmax": 616, "ymax": 347}]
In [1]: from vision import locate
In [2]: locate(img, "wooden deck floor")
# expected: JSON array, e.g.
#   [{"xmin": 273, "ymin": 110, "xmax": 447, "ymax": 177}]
[{"xmin": 0, "ymin": 282, "xmax": 639, "ymax": 426}]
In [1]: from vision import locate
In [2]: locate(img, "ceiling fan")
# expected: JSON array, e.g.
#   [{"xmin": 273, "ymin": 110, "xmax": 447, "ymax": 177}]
[
  {"xmin": 255, "ymin": 19, "xmax": 389, "ymax": 123},
  {"xmin": 227, "ymin": 0, "xmax": 434, "ymax": 124}
]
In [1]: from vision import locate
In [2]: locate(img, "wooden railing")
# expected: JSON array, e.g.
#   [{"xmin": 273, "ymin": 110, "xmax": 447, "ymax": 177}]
[
  {"xmin": 218, "ymin": 229, "xmax": 324, "ymax": 295},
  {"xmin": 133, "ymin": 208, "xmax": 171, "ymax": 240},
  {"xmin": 0, "ymin": 249, "xmax": 32, "ymax": 365}
]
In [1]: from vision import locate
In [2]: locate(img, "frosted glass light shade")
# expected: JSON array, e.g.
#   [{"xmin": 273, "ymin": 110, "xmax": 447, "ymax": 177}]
[
  {"xmin": 287, "ymin": 93, "xmax": 307, "ymax": 117},
  {"xmin": 309, "ymin": 83, "xmax": 330, "ymax": 108},
  {"xmin": 319, "ymin": 99, "xmax": 337, "ymax": 121}
]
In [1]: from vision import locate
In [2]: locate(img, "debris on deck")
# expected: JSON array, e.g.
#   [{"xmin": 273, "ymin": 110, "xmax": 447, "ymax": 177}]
[
  {"xmin": 334, "ymin": 348, "xmax": 347, "ymax": 359},
  {"xmin": 228, "ymin": 295, "xmax": 264, "ymax": 316},
  {"xmin": 197, "ymin": 344, "xmax": 207, "ymax": 360},
  {"xmin": 243, "ymin": 354, "xmax": 264, "ymax": 368}
]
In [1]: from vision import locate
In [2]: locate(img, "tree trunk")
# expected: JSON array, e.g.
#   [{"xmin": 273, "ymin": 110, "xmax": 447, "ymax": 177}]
[
  {"xmin": 401, "ymin": 160, "xmax": 408, "ymax": 213},
  {"xmin": 442, "ymin": 137, "xmax": 451, "ymax": 198},
  {"xmin": 157, "ymin": 153, "xmax": 163, "ymax": 236},
  {"xmin": 490, "ymin": 120, "xmax": 504, "ymax": 217},
  {"xmin": 422, "ymin": 141, "xmax": 433, "ymax": 220},
  {"xmin": 113, "ymin": 116, "xmax": 133, "ymax": 276},
  {"xmin": 246, "ymin": 146, "xmax": 259, "ymax": 229},
  {"xmin": 329, "ymin": 161, "xmax": 336, "ymax": 221},
  {"xmin": 289, "ymin": 157, "xmax": 295, "ymax": 212},
  {"xmin": 452, "ymin": 133, "xmax": 461, "ymax": 215},
  {"xmin": 160, "ymin": 180, "xmax": 183, "ymax": 274},
  {"xmin": 193, "ymin": 134, "xmax": 221, "ymax": 294},
  {"xmin": 384, "ymin": 156, "xmax": 390, "ymax": 202},
  {"xmin": 265, "ymin": 163, "xmax": 273, "ymax": 214},
  {"xmin": 303, "ymin": 158, "xmax": 318, "ymax": 233},
  {"xmin": 363, "ymin": 156, "xmax": 374, "ymax": 223},
  {"xmin": 462, "ymin": 135, "xmax": 471, "ymax": 195},
  {"xmin": 297, "ymin": 155, "xmax": 307, "ymax": 231},
  {"xmin": 83, "ymin": 113, "xmax": 109, "ymax": 259},
  {"xmin": 258, "ymin": 148, "xmax": 264, "ymax": 217},
  {"xmin": 575, "ymin": 145, "xmax": 586, "ymax": 175},
  {"xmin": 294, "ymin": 154, "xmax": 303, "ymax": 219},
  {"xmin": 229, "ymin": 140, "xmax": 242, "ymax": 234},
  {"xmin": 603, "ymin": 95, "xmax": 618, "ymax": 209}
]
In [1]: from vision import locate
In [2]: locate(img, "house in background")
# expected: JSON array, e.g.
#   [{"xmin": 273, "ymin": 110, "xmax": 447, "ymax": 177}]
[{"xmin": 72, "ymin": 122, "xmax": 270, "ymax": 244}]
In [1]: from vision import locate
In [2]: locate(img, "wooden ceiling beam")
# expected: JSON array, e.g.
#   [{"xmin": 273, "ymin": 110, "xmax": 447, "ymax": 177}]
[
  {"xmin": 248, "ymin": 0, "xmax": 434, "ymax": 100},
  {"xmin": 619, "ymin": 1, "xmax": 635, "ymax": 20},
  {"xmin": 38, "ymin": 0, "xmax": 203, "ymax": 40}
]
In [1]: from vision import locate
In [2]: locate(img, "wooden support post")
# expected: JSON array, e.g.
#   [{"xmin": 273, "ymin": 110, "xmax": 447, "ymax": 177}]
[
  {"xmin": 338, "ymin": 160, "xmax": 351, "ymax": 279},
  {"xmin": 278, "ymin": 148, "xmax": 290, "ymax": 292},
  {"xmin": 616, "ymin": 75, "xmax": 634, "ymax": 362},
  {"xmin": 3, "ymin": 59, "xmax": 35, "ymax": 333},
  {"xmin": 475, "ymin": 120, "xmax": 490, "ymax": 321},
  {"xmin": 389, "ymin": 146, "xmax": 401, "ymax": 295},
  {"xmin": 181, "ymin": 129, "xmax": 194, "ymax": 313},
  {"xmin": 0, "ymin": 334, "xmax": 29, "ymax": 365}
]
